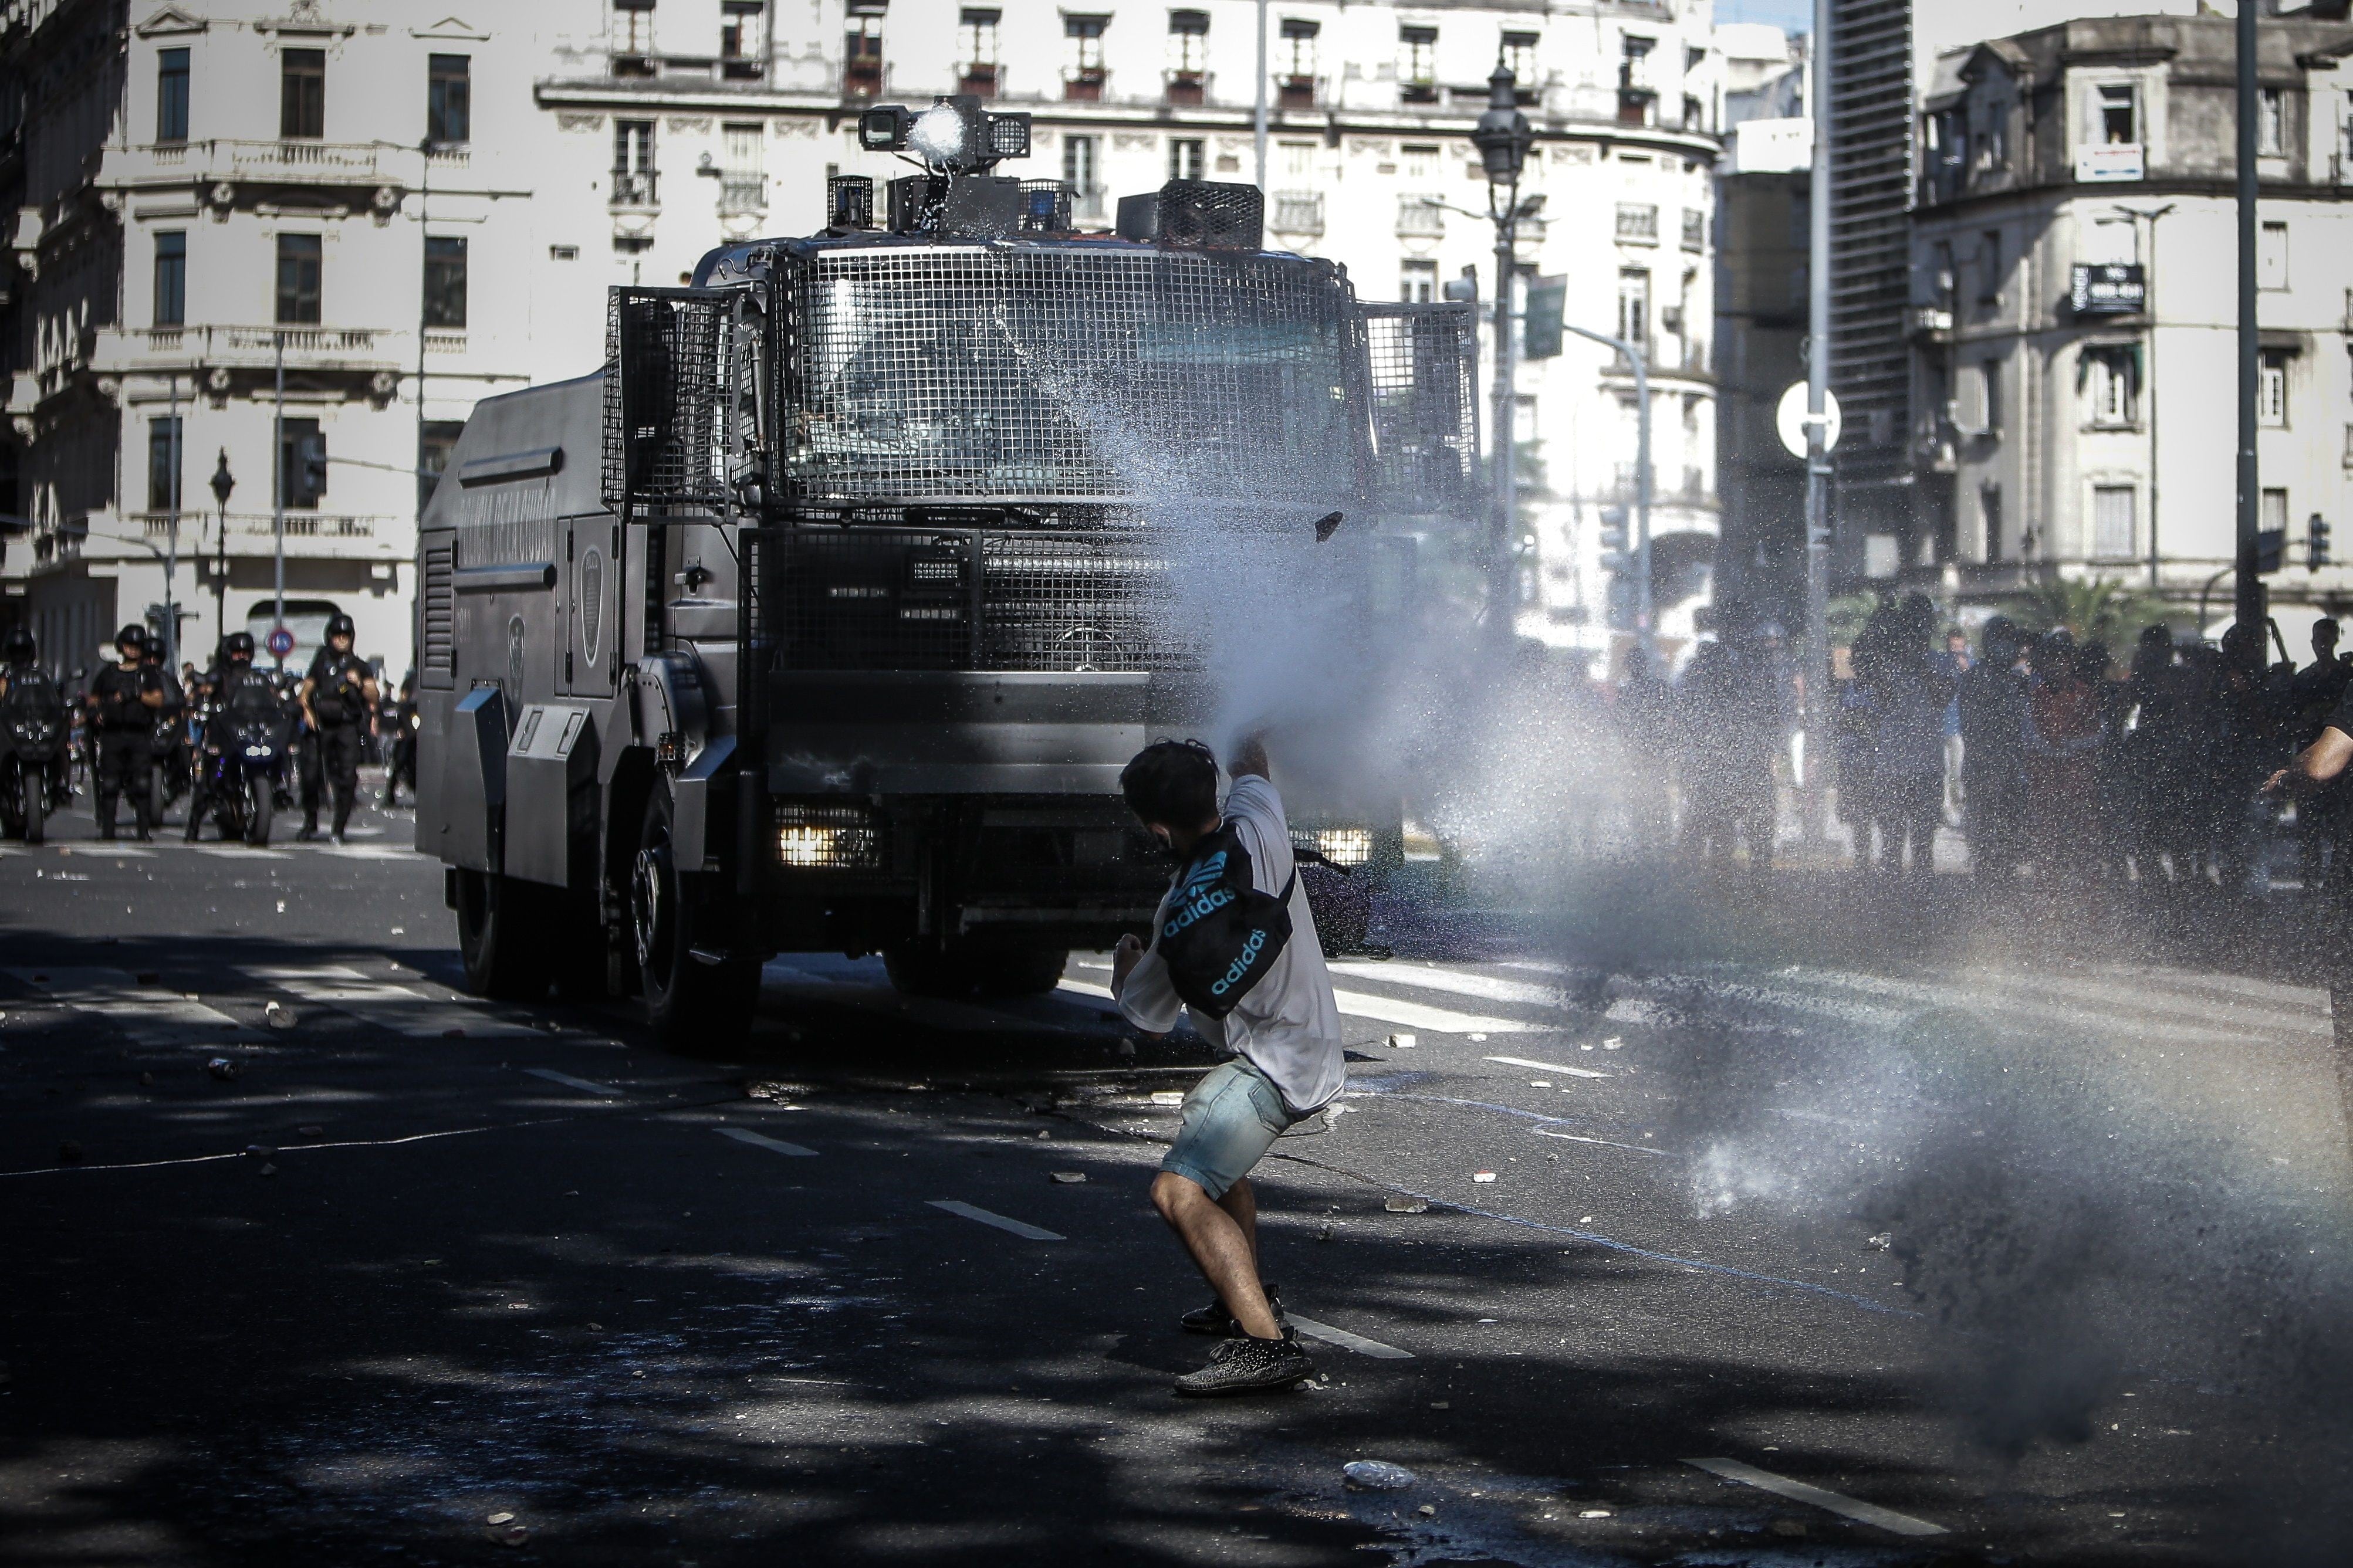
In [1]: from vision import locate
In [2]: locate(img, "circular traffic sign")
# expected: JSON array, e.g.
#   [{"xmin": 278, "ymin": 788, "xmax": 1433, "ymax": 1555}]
[
  {"xmin": 1776, "ymin": 382, "xmax": 1842, "ymax": 459},
  {"xmin": 266, "ymin": 626, "xmax": 296, "ymax": 659}
]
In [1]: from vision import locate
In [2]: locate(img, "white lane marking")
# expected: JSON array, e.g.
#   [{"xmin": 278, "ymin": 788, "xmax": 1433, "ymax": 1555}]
[
  {"xmin": 522, "ymin": 1066, "xmax": 621, "ymax": 1096},
  {"xmin": 927, "ymin": 1199, "xmax": 1064, "ymax": 1241},
  {"xmin": 1482, "ymin": 1053, "xmax": 1608, "ymax": 1081},
  {"xmin": 1289, "ymin": 1314, "xmax": 1412, "ymax": 1359},
  {"xmin": 1328, "ymin": 961, "xmax": 1568, "ymax": 1011},
  {"xmin": 0, "ymin": 845, "xmax": 29, "ymax": 856},
  {"xmin": 1530, "ymin": 1127, "xmax": 1675, "ymax": 1159},
  {"xmin": 715, "ymin": 1125, "xmax": 817, "ymax": 1158},
  {"xmin": 4, "ymin": 967, "xmax": 258, "ymax": 1045},
  {"xmin": 1684, "ymin": 1458, "xmax": 1948, "ymax": 1537},
  {"xmin": 312, "ymin": 844, "xmax": 413, "ymax": 861},
  {"xmin": 1328, "ymin": 988, "xmax": 1536, "ymax": 1036},
  {"xmin": 73, "ymin": 846, "xmax": 157, "ymax": 858},
  {"xmin": 243, "ymin": 964, "xmax": 532, "ymax": 1038},
  {"xmin": 195, "ymin": 846, "xmax": 291, "ymax": 860}
]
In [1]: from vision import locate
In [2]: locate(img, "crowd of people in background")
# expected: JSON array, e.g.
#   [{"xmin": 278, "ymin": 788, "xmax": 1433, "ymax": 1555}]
[{"xmin": 1648, "ymin": 588, "xmax": 2352, "ymax": 893}]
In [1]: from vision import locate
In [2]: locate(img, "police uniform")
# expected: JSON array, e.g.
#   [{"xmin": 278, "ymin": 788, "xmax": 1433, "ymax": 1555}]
[
  {"xmin": 89, "ymin": 660, "xmax": 162, "ymax": 838},
  {"xmin": 304, "ymin": 646, "xmax": 371, "ymax": 837}
]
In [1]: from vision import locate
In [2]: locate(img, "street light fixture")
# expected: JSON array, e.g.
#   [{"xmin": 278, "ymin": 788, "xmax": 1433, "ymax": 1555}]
[
  {"xmin": 209, "ymin": 448, "xmax": 234, "ymax": 658},
  {"xmin": 1469, "ymin": 62, "xmax": 1536, "ymax": 640}
]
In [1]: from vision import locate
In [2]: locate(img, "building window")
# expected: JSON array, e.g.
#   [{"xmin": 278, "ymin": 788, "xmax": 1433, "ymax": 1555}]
[
  {"xmin": 279, "ymin": 418, "xmax": 326, "ymax": 512},
  {"xmin": 419, "ymin": 420, "xmax": 464, "ymax": 514},
  {"xmin": 721, "ymin": 1, "xmax": 767, "ymax": 79},
  {"xmin": 1615, "ymin": 202, "xmax": 1658, "ymax": 243},
  {"xmin": 1401, "ymin": 259, "xmax": 1436, "ymax": 304},
  {"xmin": 157, "ymin": 48, "xmax": 189, "ymax": 143},
  {"xmin": 147, "ymin": 416, "xmax": 182, "ymax": 516},
  {"xmin": 2259, "ymin": 87, "xmax": 2285, "ymax": 157},
  {"xmin": 1063, "ymin": 133, "xmax": 1100, "ymax": 219},
  {"xmin": 275, "ymin": 233, "xmax": 322, "ymax": 324},
  {"xmin": 427, "ymin": 55, "xmax": 470, "ymax": 146},
  {"xmin": 1681, "ymin": 209, "xmax": 1705, "ymax": 251},
  {"xmin": 958, "ymin": 8, "xmax": 999, "ymax": 96},
  {"xmin": 2095, "ymin": 82, "xmax": 2137, "ymax": 145},
  {"xmin": 1982, "ymin": 483, "xmax": 2004, "ymax": 561},
  {"xmin": 422, "ymin": 236, "xmax": 466, "ymax": 328},
  {"xmin": 2259, "ymin": 220, "xmax": 2288, "ymax": 290},
  {"xmin": 1399, "ymin": 24, "xmax": 1437, "ymax": 104},
  {"xmin": 1620, "ymin": 35, "xmax": 1655, "ymax": 126},
  {"xmin": 2082, "ymin": 346, "xmax": 2136, "ymax": 428},
  {"xmin": 1617, "ymin": 268, "xmax": 1650, "ymax": 346},
  {"xmin": 280, "ymin": 48, "xmax": 324, "ymax": 140},
  {"xmin": 1169, "ymin": 137, "xmax": 1205, "ymax": 182},
  {"xmin": 2259, "ymin": 351, "xmax": 2289, "ymax": 426},
  {"xmin": 1066, "ymin": 14, "xmax": 1108, "ymax": 100},
  {"xmin": 1279, "ymin": 18, "xmax": 1319, "ymax": 106},
  {"xmin": 1168, "ymin": 8, "xmax": 1208, "ymax": 102},
  {"xmin": 614, "ymin": 0, "xmax": 657, "ymax": 71},
  {"xmin": 1979, "ymin": 358, "xmax": 2003, "ymax": 435},
  {"xmin": 721, "ymin": 122, "xmax": 764, "ymax": 212},
  {"xmin": 1501, "ymin": 31, "xmax": 1537, "ymax": 91},
  {"xmin": 1402, "ymin": 143, "xmax": 1439, "ymax": 182},
  {"xmin": 613, "ymin": 119, "xmax": 656, "ymax": 207},
  {"xmin": 844, "ymin": 3, "xmax": 885, "ymax": 99},
  {"xmin": 153, "ymin": 231, "xmax": 185, "ymax": 327},
  {"xmin": 2093, "ymin": 485, "xmax": 2136, "ymax": 560},
  {"xmin": 1977, "ymin": 229, "xmax": 2003, "ymax": 304}
]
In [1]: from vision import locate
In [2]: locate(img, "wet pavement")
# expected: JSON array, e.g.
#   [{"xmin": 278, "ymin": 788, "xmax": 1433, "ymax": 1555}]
[{"xmin": 4, "ymin": 783, "xmax": 2351, "ymax": 1566}]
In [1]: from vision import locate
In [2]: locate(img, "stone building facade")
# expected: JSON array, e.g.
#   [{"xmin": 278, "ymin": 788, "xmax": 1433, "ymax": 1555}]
[{"xmin": 1911, "ymin": 12, "xmax": 2353, "ymax": 638}]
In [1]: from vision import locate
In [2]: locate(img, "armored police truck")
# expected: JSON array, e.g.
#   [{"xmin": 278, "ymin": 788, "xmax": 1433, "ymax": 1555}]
[{"xmin": 414, "ymin": 96, "xmax": 1475, "ymax": 1045}]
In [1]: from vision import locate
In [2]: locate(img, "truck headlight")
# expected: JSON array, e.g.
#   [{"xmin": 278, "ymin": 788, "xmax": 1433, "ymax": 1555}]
[
  {"xmin": 776, "ymin": 803, "xmax": 881, "ymax": 869},
  {"xmin": 1301, "ymin": 827, "xmax": 1374, "ymax": 868}
]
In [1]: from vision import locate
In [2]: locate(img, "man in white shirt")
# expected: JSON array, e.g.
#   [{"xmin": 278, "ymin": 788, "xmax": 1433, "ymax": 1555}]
[{"xmin": 1113, "ymin": 735, "xmax": 1344, "ymax": 1394}]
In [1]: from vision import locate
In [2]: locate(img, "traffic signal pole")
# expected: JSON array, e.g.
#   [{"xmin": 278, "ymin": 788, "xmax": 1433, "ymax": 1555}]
[
  {"xmin": 1803, "ymin": 0, "xmax": 1834, "ymax": 835},
  {"xmin": 2233, "ymin": 0, "xmax": 2263, "ymax": 657}
]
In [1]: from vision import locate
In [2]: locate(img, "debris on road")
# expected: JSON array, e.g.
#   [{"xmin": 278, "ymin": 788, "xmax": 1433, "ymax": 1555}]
[
  {"xmin": 264, "ymin": 1002, "xmax": 295, "ymax": 1029},
  {"xmin": 485, "ymin": 1511, "xmax": 515, "ymax": 1525},
  {"xmin": 1416, "ymin": 1503, "xmax": 1437, "ymax": 1517},
  {"xmin": 1579, "ymin": 1509, "xmax": 1612, "ymax": 1519},
  {"xmin": 1050, "ymin": 1171, "xmax": 1087, "ymax": 1184},
  {"xmin": 1388, "ymin": 1032, "xmax": 1416, "ymax": 1049},
  {"xmin": 1867, "ymin": 1232, "xmax": 1892, "ymax": 1250},
  {"xmin": 1602, "ymin": 1037, "xmax": 1622, "ymax": 1050},
  {"xmin": 484, "ymin": 1523, "xmax": 529, "ymax": 1548},
  {"xmin": 205, "ymin": 1057, "xmax": 238, "ymax": 1081},
  {"xmin": 1472, "ymin": 1171, "xmax": 1497, "ymax": 1183},
  {"xmin": 1149, "ymin": 1091, "xmax": 1185, "ymax": 1106},
  {"xmin": 1384, "ymin": 1196, "xmax": 1429, "ymax": 1214},
  {"xmin": 1343, "ymin": 1461, "xmax": 1417, "ymax": 1491}
]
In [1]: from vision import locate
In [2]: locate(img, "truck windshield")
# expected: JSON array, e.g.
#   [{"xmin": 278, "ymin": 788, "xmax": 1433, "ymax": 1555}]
[{"xmin": 787, "ymin": 246, "xmax": 1360, "ymax": 510}]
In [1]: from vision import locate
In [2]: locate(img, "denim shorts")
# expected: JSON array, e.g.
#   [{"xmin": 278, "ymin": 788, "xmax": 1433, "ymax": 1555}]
[{"xmin": 1159, "ymin": 1058, "xmax": 1296, "ymax": 1201}]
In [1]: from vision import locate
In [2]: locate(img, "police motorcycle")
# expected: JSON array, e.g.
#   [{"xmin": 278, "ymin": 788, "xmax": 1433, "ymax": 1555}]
[
  {"xmin": 0, "ymin": 630, "xmax": 72, "ymax": 844},
  {"xmin": 189, "ymin": 636, "xmax": 297, "ymax": 845}
]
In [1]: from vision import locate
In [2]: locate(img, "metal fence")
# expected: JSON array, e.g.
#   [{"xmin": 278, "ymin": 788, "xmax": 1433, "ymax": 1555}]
[
  {"xmin": 602, "ymin": 286, "xmax": 764, "ymax": 512},
  {"xmin": 1359, "ymin": 302, "xmax": 1479, "ymax": 515},
  {"xmin": 770, "ymin": 242, "xmax": 1363, "ymax": 509}
]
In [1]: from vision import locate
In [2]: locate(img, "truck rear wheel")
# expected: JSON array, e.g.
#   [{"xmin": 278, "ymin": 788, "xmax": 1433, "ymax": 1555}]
[
  {"xmin": 631, "ymin": 783, "xmax": 759, "ymax": 1048},
  {"xmin": 884, "ymin": 943, "xmax": 1069, "ymax": 999},
  {"xmin": 454, "ymin": 867, "xmax": 552, "ymax": 1001}
]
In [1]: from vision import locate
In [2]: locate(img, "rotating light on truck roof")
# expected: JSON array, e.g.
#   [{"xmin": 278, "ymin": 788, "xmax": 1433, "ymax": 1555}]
[{"xmin": 857, "ymin": 94, "xmax": 1029, "ymax": 174}]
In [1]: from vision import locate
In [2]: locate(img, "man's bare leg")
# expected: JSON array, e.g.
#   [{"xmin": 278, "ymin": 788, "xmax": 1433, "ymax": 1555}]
[
  {"xmin": 1152, "ymin": 1171, "xmax": 1281, "ymax": 1339},
  {"xmin": 1218, "ymin": 1176, "xmax": 1259, "ymax": 1269}
]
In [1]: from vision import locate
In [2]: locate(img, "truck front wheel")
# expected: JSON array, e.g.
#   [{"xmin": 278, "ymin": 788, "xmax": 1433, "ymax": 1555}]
[
  {"xmin": 454, "ymin": 867, "xmax": 553, "ymax": 1000},
  {"xmin": 631, "ymin": 783, "xmax": 759, "ymax": 1048}
]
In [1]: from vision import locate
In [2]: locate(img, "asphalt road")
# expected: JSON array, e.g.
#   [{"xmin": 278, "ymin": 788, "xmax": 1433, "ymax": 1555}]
[{"xmin": 5, "ymin": 781, "xmax": 2352, "ymax": 1566}]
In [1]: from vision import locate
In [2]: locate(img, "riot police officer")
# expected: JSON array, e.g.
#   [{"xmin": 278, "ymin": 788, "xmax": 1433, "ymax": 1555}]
[
  {"xmin": 297, "ymin": 612, "xmax": 377, "ymax": 842},
  {"xmin": 87, "ymin": 624, "xmax": 166, "ymax": 839}
]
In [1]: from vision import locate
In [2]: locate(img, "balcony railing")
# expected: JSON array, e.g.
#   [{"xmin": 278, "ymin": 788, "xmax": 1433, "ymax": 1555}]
[
  {"xmin": 1615, "ymin": 203, "xmax": 1659, "ymax": 243},
  {"xmin": 611, "ymin": 170, "xmax": 658, "ymax": 209},
  {"xmin": 1165, "ymin": 69, "xmax": 1206, "ymax": 106},
  {"xmin": 718, "ymin": 174, "xmax": 765, "ymax": 215},
  {"xmin": 94, "ymin": 324, "xmax": 400, "ymax": 370},
  {"xmin": 109, "ymin": 138, "xmax": 397, "ymax": 186},
  {"xmin": 1277, "ymin": 74, "xmax": 1320, "ymax": 110},
  {"xmin": 1269, "ymin": 191, "xmax": 1324, "ymax": 237},
  {"xmin": 1395, "ymin": 195, "xmax": 1443, "ymax": 239},
  {"xmin": 960, "ymin": 63, "xmax": 999, "ymax": 98},
  {"xmin": 1064, "ymin": 67, "xmax": 1107, "ymax": 102}
]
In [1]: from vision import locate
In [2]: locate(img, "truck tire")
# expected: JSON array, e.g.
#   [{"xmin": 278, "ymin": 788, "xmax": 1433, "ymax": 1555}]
[
  {"xmin": 454, "ymin": 866, "xmax": 552, "ymax": 1001},
  {"xmin": 631, "ymin": 784, "xmax": 759, "ymax": 1048},
  {"xmin": 884, "ymin": 943, "xmax": 1068, "ymax": 998}
]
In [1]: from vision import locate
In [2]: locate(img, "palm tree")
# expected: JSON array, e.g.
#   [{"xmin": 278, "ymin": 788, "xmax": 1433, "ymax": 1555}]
[{"xmin": 2002, "ymin": 575, "xmax": 2169, "ymax": 649}]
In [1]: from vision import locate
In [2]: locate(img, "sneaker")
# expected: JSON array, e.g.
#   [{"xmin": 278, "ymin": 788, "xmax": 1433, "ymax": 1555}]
[
  {"xmin": 1180, "ymin": 1279, "xmax": 1284, "ymax": 1337},
  {"xmin": 1174, "ymin": 1328, "xmax": 1316, "ymax": 1397}
]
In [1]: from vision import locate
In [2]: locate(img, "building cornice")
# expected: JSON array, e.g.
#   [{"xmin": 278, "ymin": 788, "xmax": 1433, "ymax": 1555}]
[{"xmin": 1918, "ymin": 175, "xmax": 2353, "ymax": 216}]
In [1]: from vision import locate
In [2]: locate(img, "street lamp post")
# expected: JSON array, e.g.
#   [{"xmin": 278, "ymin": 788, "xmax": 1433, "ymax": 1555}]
[
  {"xmin": 209, "ymin": 449, "xmax": 234, "ymax": 656},
  {"xmin": 163, "ymin": 374, "xmax": 182, "ymax": 671},
  {"xmin": 1470, "ymin": 62, "xmax": 1534, "ymax": 642}
]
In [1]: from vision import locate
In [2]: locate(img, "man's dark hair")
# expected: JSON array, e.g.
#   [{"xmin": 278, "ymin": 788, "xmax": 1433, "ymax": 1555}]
[{"xmin": 1120, "ymin": 739, "xmax": 1218, "ymax": 829}]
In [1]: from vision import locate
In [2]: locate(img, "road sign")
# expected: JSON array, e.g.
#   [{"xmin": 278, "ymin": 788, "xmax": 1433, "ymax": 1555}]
[
  {"xmin": 266, "ymin": 626, "xmax": 295, "ymax": 659},
  {"xmin": 1523, "ymin": 274, "xmax": 1567, "ymax": 360},
  {"xmin": 1776, "ymin": 382, "xmax": 1842, "ymax": 459}
]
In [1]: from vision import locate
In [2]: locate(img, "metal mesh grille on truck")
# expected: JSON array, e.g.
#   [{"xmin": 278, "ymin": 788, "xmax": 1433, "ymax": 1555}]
[
  {"xmin": 1361, "ymin": 302, "xmax": 1479, "ymax": 514},
  {"xmin": 770, "ymin": 243, "xmax": 1363, "ymax": 509},
  {"xmin": 770, "ymin": 527, "xmax": 1188, "ymax": 673},
  {"xmin": 601, "ymin": 286, "xmax": 765, "ymax": 510}
]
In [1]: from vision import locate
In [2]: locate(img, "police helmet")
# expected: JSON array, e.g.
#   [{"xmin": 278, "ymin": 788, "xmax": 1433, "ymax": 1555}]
[
  {"xmin": 115, "ymin": 624, "xmax": 148, "ymax": 654},
  {"xmin": 223, "ymin": 631, "xmax": 256, "ymax": 662},
  {"xmin": 325, "ymin": 612, "xmax": 356, "ymax": 642},
  {"xmin": 2, "ymin": 627, "xmax": 33, "ymax": 665}
]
